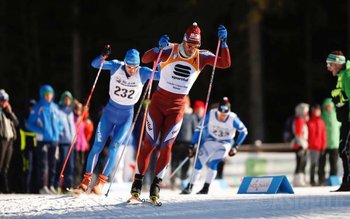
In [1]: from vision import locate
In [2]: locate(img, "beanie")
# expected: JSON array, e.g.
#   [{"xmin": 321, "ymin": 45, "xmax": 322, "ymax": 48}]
[
  {"xmin": 124, "ymin": 49, "xmax": 140, "ymax": 66},
  {"xmin": 183, "ymin": 22, "xmax": 201, "ymax": 45},
  {"xmin": 218, "ymin": 97, "xmax": 231, "ymax": 114}
]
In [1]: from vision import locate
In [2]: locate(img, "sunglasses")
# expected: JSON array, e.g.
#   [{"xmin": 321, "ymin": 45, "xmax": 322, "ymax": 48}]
[
  {"xmin": 126, "ymin": 65, "xmax": 139, "ymax": 70},
  {"xmin": 185, "ymin": 42, "xmax": 200, "ymax": 49}
]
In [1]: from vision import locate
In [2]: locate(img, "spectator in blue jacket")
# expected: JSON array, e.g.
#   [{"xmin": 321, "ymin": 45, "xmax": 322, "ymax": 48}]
[{"xmin": 28, "ymin": 85, "xmax": 62, "ymax": 194}]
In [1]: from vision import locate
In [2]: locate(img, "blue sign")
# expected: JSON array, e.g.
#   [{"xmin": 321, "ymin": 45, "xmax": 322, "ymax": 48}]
[{"xmin": 237, "ymin": 175, "xmax": 294, "ymax": 194}]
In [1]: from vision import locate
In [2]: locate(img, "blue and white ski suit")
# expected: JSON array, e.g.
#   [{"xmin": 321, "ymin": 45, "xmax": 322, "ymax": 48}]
[
  {"xmin": 190, "ymin": 108, "xmax": 248, "ymax": 184},
  {"xmin": 86, "ymin": 55, "xmax": 159, "ymax": 177}
]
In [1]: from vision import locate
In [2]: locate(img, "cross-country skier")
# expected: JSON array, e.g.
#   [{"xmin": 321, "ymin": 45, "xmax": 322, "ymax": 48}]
[
  {"xmin": 129, "ymin": 22, "xmax": 231, "ymax": 203},
  {"xmin": 77, "ymin": 45, "xmax": 160, "ymax": 195},
  {"xmin": 180, "ymin": 97, "xmax": 248, "ymax": 194}
]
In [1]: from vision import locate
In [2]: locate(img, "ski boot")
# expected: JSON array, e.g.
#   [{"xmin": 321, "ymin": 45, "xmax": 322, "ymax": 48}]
[
  {"xmin": 149, "ymin": 177, "xmax": 162, "ymax": 206},
  {"xmin": 130, "ymin": 174, "xmax": 144, "ymax": 198},
  {"xmin": 127, "ymin": 174, "xmax": 144, "ymax": 204},
  {"xmin": 77, "ymin": 173, "xmax": 93, "ymax": 192},
  {"xmin": 180, "ymin": 183, "xmax": 193, "ymax": 195},
  {"xmin": 196, "ymin": 183, "xmax": 210, "ymax": 194},
  {"xmin": 91, "ymin": 174, "xmax": 108, "ymax": 195}
]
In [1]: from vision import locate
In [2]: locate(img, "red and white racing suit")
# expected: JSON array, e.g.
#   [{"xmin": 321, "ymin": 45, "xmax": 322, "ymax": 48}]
[{"xmin": 137, "ymin": 43, "xmax": 231, "ymax": 179}]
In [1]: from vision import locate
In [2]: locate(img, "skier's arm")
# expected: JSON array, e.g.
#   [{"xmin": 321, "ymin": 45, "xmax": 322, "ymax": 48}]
[
  {"xmin": 232, "ymin": 117, "xmax": 248, "ymax": 147},
  {"xmin": 91, "ymin": 55, "xmax": 122, "ymax": 71},
  {"xmin": 142, "ymin": 47, "xmax": 172, "ymax": 64},
  {"xmin": 139, "ymin": 66, "xmax": 160, "ymax": 84},
  {"xmin": 142, "ymin": 34, "xmax": 172, "ymax": 64},
  {"xmin": 198, "ymin": 46, "xmax": 231, "ymax": 70},
  {"xmin": 198, "ymin": 25, "xmax": 231, "ymax": 70}
]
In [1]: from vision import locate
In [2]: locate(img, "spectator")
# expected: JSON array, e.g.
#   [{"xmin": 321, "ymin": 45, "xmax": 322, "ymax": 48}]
[
  {"xmin": 319, "ymin": 99, "xmax": 341, "ymax": 186},
  {"xmin": 73, "ymin": 101, "xmax": 94, "ymax": 187},
  {"xmin": 292, "ymin": 103, "xmax": 309, "ymax": 187},
  {"xmin": 193, "ymin": 100, "xmax": 205, "ymax": 122},
  {"xmin": 55, "ymin": 91, "xmax": 75, "ymax": 192},
  {"xmin": 28, "ymin": 85, "xmax": 62, "ymax": 194},
  {"xmin": 19, "ymin": 99, "xmax": 37, "ymax": 193},
  {"xmin": 0, "ymin": 89, "xmax": 19, "ymax": 193},
  {"xmin": 307, "ymin": 104, "xmax": 326, "ymax": 186}
]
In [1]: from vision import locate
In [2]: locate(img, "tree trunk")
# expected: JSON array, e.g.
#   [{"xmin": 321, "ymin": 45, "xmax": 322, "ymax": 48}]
[
  {"xmin": 248, "ymin": 7, "xmax": 265, "ymax": 142},
  {"xmin": 72, "ymin": 1, "xmax": 82, "ymax": 99}
]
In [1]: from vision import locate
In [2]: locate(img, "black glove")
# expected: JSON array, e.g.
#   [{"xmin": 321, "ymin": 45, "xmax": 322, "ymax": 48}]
[
  {"xmin": 101, "ymin": 44, "xmax": 111, "ymax": 58},
  {"xmin": 228, "ymin": 147, "xmax": 237, "ymax": 157},
  {"xmin": 188, "ymin": 144, "xmax": 196, "ymax": 158}
]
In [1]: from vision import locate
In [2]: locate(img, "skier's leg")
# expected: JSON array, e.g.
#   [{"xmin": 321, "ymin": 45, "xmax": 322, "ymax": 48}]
[
  {"xmin": 150, "ymin": 107, "xmax": 184, "ymax": 198},
  {"xmin": 198, "ymin": 142, "xmax": 229, "ymax": 194},
  {"xmin": 79, "ymin": 112, "xmax": 114, "ymax": 191},
  {"xmin": 131, "ymin": 103, "xmax": 163, "ymax": 196}
]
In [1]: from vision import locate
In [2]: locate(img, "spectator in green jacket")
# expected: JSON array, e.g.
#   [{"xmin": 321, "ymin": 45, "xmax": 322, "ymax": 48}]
[{"xmin": 318, "ymin": 98, "xmax": 341, "ymax": 186}]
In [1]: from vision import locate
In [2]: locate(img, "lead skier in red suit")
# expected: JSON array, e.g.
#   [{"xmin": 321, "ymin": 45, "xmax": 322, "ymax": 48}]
[{"xmin": 129, "ymin": 22, "xmax": 231, "ymax": 203}]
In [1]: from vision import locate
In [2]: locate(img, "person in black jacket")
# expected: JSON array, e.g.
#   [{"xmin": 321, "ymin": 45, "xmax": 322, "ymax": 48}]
[{"xmin": 0, "ymin": 89, "xmax": 19, "ymax": 193}]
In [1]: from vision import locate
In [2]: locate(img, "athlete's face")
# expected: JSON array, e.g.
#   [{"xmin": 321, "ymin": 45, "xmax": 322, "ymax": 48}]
[
  {"xmin": 126, "ymin": 64, "xmax": 139, "ymax": 76},
  {"xmin": 217, "ymin": 111, "xmax": 229, "ymax": 122},
  {"xmin": 183, "ymin": 41, "xmax": 200, "ymax": 57},
  {"xmin": 327, "ymin": 62, "xmax": 343, "ymax": 77}
]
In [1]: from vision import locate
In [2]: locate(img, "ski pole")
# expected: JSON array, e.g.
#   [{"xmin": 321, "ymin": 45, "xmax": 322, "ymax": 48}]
[
  {"xmin": 189, "ymin": 39, "xmax": 221, "ymax": 181},
  {"xmin": 133, "ymin": 49, "xmax": 163, "ymax": 177},
  {"xmin": 104, "ymin": 82, "xmax": 152, "ymax": 197},
  {"xmin": 169, "ymin": 156, "xmax": 190, "ymax": 179},
  {"xmin": 59, "ymin": 54, "xmax": 107, "ymax": 188}
]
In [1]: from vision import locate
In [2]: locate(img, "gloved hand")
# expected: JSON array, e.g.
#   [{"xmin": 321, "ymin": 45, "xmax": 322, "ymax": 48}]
[
  {"xmin": 101, "ymin": 44, "xmax": 111, "ymax": 58},
  {"xmin": 228, "ymin": 147, "xmax": 237, "ymax": 157},
  {"xmin": 188, "ymin": 144, "xmax": 196, "ymax": 158},
  {"xmin": 331, "ymin": 89, "xmax": 347, "ymax": 108},
  {"xmin": 158, "ymin": 34, "xmax": 169, "ymax": 49},
  {"xmin": 218, "ymin": 25, "xmax": 227, "ymax": 41}
]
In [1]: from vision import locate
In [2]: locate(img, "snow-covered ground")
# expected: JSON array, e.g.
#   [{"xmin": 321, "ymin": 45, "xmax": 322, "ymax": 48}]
[{"xmin": 1, "ymin": 182, "xmax": 350, "ymax": 219}]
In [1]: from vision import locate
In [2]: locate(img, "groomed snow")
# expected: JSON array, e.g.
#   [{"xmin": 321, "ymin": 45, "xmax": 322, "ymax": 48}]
[{"xmin": 1, "ymin": 182, "xmax": 350, "ymax": 219}]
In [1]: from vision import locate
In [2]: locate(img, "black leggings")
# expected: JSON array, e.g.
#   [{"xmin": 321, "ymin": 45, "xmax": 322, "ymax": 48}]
[{"xmin": 336, "ymin": 104, "xmax": 350, "ymax": 182}]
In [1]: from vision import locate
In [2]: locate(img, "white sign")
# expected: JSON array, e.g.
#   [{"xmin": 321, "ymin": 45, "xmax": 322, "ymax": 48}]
[{"xmin": 247, "ymin": 177, "xmax": 273, "ymax": 193}]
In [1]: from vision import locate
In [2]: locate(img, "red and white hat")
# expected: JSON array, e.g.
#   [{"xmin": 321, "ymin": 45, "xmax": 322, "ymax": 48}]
[{"xmin": 183, "ymin": 22, "xmax": 201, "ymax": 45}]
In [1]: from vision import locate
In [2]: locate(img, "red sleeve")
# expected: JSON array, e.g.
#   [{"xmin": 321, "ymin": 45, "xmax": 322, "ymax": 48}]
[
  {"xmin": 198, "ymin": 46, "xmax": 231, "ymax": 71},
  {"xmin": 141, "ymin": 48, "xmax": 172, "ymax": 64},
  {"xmin": 84, "ymin": 119, "xmax": 94, "ymax": 142},
  {"xmin": 294, "ymin": 117, "xmax": 304, "ymax": 137}
]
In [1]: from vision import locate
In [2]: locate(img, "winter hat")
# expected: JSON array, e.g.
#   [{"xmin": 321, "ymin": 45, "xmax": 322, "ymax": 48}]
[
  {"xmin": 39, "ymin": 84, "xmax": 55, "ymax": 99},
  {"xmin": 124, "ymin": 49, "xmax": 140, "ymax": 66},
  {"xmin": 295, "ymin": 103, "xmax": 309, "ymax": 117},
  {"xmin": 326, "ymin": 53, "xmax": 346, "ymax": 65},
  {"xmin": 28, "ymin": 99, "xmax": 37, "ymax": 107},
  {"xmin": 193, "ymin": 100, "xmax": 205, "ymax": 111},
  {"xmin": 218, "ymin": 97, "xmax": 231, "ymax": 114},
  {"xmin": 0, "ymin": 89, "xmax": 9, "ymax": 101},
  {"xmin": 183, "ymin": 22, "xmax": 201, "ymax": 45}
]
